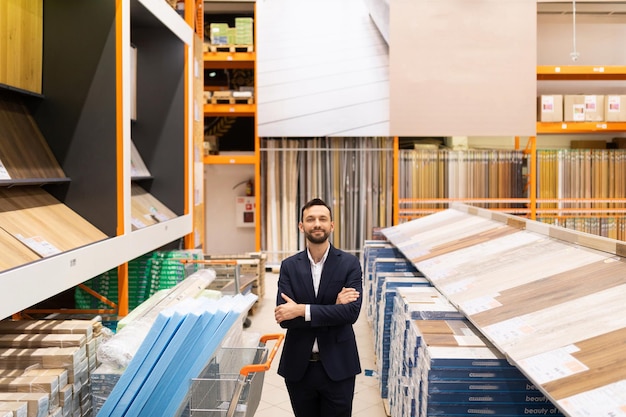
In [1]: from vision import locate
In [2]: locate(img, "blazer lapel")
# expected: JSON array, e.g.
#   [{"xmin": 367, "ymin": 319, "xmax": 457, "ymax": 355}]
[
  {"xmin": 316, "ymin": 245, "xmax": 338, "ymax": 302},
  {"xmin": 297, "ymin": 251, "xmax": 317, "ymax": 302}
]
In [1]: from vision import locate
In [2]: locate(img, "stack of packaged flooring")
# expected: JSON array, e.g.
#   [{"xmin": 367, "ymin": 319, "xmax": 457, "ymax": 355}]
[
  {"xmin": 389, "ymin": 287, "xmax": 564, "ymax": 417},
  {"xmin": 374, "ymin": 272, "xmax": 430, "ymax": 400},
  {"xmin": 361, "ymin": 240, "xmax": 408, "ymax": 322},
  {"xmin": 0, "ymin": 317, "xmax": 103, "ymax": 417}
]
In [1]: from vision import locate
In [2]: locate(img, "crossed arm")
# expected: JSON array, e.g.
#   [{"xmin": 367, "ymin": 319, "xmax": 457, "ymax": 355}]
[{"xmin": 274, "ymin": 287, "xmax": 360, "ymax": 323}]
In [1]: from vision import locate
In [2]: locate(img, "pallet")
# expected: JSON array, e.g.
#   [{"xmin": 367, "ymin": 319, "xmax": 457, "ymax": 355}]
[
  {"xmin": 210, "ymin": 96, "xmax": 254, "ymax": 105},
  {"xmin": 206, "ymin": 44, "xmax": 254, "ymax": 53}
]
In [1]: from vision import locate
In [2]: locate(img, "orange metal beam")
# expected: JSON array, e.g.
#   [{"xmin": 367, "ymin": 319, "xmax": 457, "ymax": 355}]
[
  {"xmin": 116, "ymin": 0, "xmax": 128, "ymax": 317},
  {"xmin": 254, "ymin": 2, "xmax": 261, "ymax": 251},
  {"xmin": 393, "ymin": 136, "xmax": 399, "ymax": 225},
  {"xmin": 529, "ymin": 136, "xmax": 537, "ymax": 220}
]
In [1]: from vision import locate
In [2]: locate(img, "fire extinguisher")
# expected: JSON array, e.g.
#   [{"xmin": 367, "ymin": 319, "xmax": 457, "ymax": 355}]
[{"xmin": 245, "ymin": 179, "xmax": 253, "ymax": 196}]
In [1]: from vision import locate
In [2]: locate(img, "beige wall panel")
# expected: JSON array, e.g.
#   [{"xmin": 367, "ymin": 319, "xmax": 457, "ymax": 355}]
[
  {"xmin": 0, "ymin": 0, "xmax": 42, "ymax": 94},
  {"xmin": 538, "ymin": 14, "xmax": 626, "ymax": 65},
  {"xmin": 390, "ymin": 0, "xmax": 536, "ymax": 137}
]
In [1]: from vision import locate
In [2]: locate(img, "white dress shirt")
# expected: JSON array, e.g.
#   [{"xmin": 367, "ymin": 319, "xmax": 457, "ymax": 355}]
[{"xmin": 305, "ymin": 245, "xmax": 330, "ymax": 353}]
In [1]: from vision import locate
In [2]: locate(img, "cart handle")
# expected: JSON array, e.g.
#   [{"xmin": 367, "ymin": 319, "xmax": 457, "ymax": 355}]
[
  {"xmin": 239, "ymin": 333, "xmax": 285, "ymax": 377},
  {"xmin": 179, "ymin": 259, "xmax": 238, "ymax": 265}
]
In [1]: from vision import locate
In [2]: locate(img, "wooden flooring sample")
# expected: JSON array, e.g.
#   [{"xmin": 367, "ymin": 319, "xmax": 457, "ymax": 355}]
[
  {"xmin": 131, "ymin": 184, "xmax": 177, "ymax": 230},
  {"xmin": 0, "ymin": 187, "xmax": 107, "ymax": 256},
  {"xmin": 0, "ymin": 227, "xmax": 40, "ymax": 269},
  {"xmin": 0, "ymin": 93, "xmax": 66, "ymax": 179}
]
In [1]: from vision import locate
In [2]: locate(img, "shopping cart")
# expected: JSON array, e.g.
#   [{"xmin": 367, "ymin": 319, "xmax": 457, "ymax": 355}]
[
  {"xmin": 179, "ymin": 259, "xmax": 243, "ymax": 295},
  {"xmin": 179, "ymin": 258, "xmax": 259, "ymax": 328},
  {"xmin": 189, "ymin": 333, "xmax": 284, "ymax": 417}
]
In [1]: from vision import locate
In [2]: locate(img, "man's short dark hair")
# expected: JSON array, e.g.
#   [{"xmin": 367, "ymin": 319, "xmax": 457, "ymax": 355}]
[{"xmin": 300, "ymin": 198, "xmax": 333, "ymax": 221}]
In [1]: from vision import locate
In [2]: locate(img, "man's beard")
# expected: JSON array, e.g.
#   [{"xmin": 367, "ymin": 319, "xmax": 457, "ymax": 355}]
[{"xmin": 305, "ymin": 229, "xmax": 330, "ymax": 244}]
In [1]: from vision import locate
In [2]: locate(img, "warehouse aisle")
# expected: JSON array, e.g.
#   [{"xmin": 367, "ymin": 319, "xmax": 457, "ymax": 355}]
[{"xmin": 246, "ymin": 272, "xmax": 388, "ymax": 417}]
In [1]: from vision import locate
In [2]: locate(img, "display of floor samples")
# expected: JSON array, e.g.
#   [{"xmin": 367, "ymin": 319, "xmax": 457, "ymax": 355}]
[
  {"xmin": 382, "ymin": 205, "xmax": 626, "ymax": 416},
  {"xmin": 537, "ymin": 149, "xmax": 626, "ymax": 239},
  {"xmin": 96, "ymin": 293, "xmax": 256, "ymax": 417},
  {"xmin": 0, "ymin": 187, "xmax": 107, "ymax": 257},
  {"xmin": 130, "ymin": 184, "xmax": 177, "ymax": 230},
  {"xmin": 398, "ymin": 149, "xmax": 526, "ymax": 216},
  {"xmin": 260, "ymin": 137, "xmax": 394, "ymax": 260},
  {"xmin": 382, "ymin": 209, "xmax": 516, "ymax": 263},
  {"xmin": 0, "ymin": 92, "xmax": 67, "ymax": 181}
]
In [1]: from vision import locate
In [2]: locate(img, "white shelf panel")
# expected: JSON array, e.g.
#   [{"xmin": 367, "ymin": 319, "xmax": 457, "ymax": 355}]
[
  {"xmin": 136, "ymin": 0, "xmax": 193, "ymax": 45},
  {"xmin": 0, "ymin": 214, "xmax": 192, "ymax": 321}
]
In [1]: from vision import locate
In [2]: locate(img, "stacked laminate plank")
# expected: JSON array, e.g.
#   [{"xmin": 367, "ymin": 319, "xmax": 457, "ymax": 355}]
[
  {"xmin": 0, "ymin": 318, "xmax": 103, "ymax": 417},
  {"xmin": 361, "ymin": 241, "xmax": 406, "ymax": 322}
]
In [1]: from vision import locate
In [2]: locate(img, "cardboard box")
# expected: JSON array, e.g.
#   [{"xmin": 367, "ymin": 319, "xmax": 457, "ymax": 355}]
[
  {"xmin": 612, "ymin": 137, "xmax": 626, "ymax": 149},
  {"xmin": 235, "ymin": 17, "xmax": 254, "ymax": 45},
  {"xmin": 209, "ymin": 23, "xmax": 229, "ymax": 45},
  {"xmin": 570, "ymin": 140, "xmax": 606, "ymax": 149},
  {"xmin": 0, "ymin": 392, "xmax": 48, "ymax": 417},
  {"xmin": 537, "ymin": 95, "xmax": 563, "ymax": 122},
  {"xmin": 0, "ymin": 402, "xmax": 27, "ymax": 417},
  {"xmin": 605, "ymin": 95, "xmax": 626, "ymax": 121},
  {"xmin": 564, "ymin": 95, "xmax": 605, "ymax": 122}
]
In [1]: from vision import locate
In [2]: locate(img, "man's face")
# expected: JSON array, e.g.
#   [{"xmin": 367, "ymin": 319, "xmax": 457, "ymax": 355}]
[{"xmin": 299, "ymin": 205, "xmax": 334, "ymax": 244}]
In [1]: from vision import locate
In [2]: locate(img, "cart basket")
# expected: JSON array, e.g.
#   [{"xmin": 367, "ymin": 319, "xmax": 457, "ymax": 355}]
[{"xmin": 189, "ymin": 333, "xmax": 284, "ymax": 417}]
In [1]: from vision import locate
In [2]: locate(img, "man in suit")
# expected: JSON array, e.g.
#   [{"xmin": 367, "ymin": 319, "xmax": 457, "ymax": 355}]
[{"xmin": 274, "ymin": 198, "xmax": 363, "ymax": 417}]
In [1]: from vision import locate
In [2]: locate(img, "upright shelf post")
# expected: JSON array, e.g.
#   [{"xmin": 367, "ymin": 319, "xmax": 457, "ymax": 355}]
[
  {"xmin": 529, "ymin": 136, "xmax": 537, "ymax": 221},
  {"xmin": 393, "ymin": 136, "xmax": 399, "ymax": 225}
]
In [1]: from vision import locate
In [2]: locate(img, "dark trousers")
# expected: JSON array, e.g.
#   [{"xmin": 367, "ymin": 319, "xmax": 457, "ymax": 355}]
[{"xmin": 285, "ymin": 361, "xmax": 356, "ymax": 417}]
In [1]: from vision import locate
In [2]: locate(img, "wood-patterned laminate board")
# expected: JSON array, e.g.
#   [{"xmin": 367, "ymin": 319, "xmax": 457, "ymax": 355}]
[
  {"xmin": 0, "ymin": 227, "xmax": 40, "ymax": 269},
  {"xmin": 427, "ymin": 238, "xmax": 608, "ymax": 306},
  {"xmin": 410, "ymin": 224, "xmax": 522, "ymax": 264},
  {"xmin": 516, "ymin": 326, "xmax": 626, "ymax": 404},
  {"xmin": 414, "ymin": 229, "xmax": 545, "ymax": 283},
  {"xmin": 0, "ymin": 93, "xmax": 65, "ymax": 179},
  {"xmin": 130, "ymin": 184, "xmax": 177, "ymax": 230},
  {"xmin": 470, "ymin": 258, "xmax": 626, "ymax": 328},
  {"xmin": 480, "ymin": 283, "xmax": 626, "ymax": 360},
  {"xmin": 0, "ymin": 187, "xmax": 107, "ymax": 256},
  {"xmin": 0, "ymin": 0, "xmax": 42, "ymax": 94},
  {"xmin": 390, "ymin": 217, "xmax": 505, "ymax": 261}
]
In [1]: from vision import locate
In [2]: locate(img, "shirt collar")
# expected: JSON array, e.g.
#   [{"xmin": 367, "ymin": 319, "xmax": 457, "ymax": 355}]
[{"xmin": 307, "ymin": 244, "xmax": 330, "ymax": 266}]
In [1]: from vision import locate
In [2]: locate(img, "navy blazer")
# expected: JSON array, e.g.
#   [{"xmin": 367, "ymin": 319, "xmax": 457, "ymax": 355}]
[{"xmin": 276, "ymin": 245, "xmax": 363, "ymax": 382}]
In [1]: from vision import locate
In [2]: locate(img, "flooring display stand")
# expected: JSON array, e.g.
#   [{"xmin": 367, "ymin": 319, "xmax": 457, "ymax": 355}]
[{"xmin": 382, "ymin": 204, "xmax": 626, "ymax": 417}]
